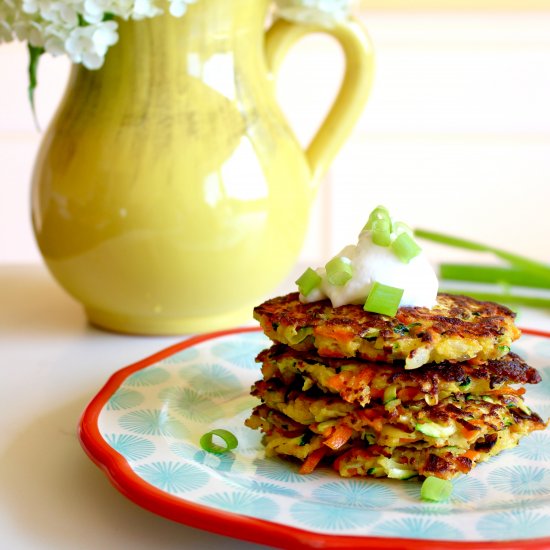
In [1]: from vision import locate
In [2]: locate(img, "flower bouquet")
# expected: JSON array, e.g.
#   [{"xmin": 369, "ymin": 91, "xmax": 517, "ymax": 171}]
[{"xmin": 1, "ymin": 0, "xmax": 355, "ymax": 91}]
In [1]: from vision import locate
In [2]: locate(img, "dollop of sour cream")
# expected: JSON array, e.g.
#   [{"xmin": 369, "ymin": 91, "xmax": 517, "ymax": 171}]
[{"xmin": 300, "ymin": 226, "xmax": 439, "ymax": 309}]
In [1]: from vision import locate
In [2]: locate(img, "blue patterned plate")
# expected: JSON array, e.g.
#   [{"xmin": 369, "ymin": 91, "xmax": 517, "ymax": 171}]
[{"xmin": 79, "ymin": 327, "xmax": 550, "ymax": 549}]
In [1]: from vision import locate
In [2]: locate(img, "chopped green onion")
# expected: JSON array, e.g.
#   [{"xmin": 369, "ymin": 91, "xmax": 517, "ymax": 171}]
[
  {"xmin": 393, "ymin": 221, "xmax": 413, "ymax": 237},
  {"xmin": 296, "ymin": 267, "xmax": 321, "ymax": 296},
  {"xmin": 415, "ymin": 421, "xmax": 456, "ymax": 438},
  {"xmin": 371, "ymin": 219, "xmax": 392, "ymax": 247},
  {"xmin": 393, "ymin": 323, "xmax": 409, "ymax": 335},
  {"xmin": 364, "ymin": 205, "xmax": 391, "ymax": 231},
  {"xmin": 383, "ymin": 385, "xmax": 398, "ymax": 404},
  {"xmin": 325, "ymin": 257, "xmax": 353, "ymax": 286},
  {"xmin": 199, "ymin": 429, "xmax": 238, "ymax": 454},
  {"xmin": 364, "ymin": 282, "xmax": 404, "ymax": 317},
  {"xmin": 420, "ymin": 476, "xmax": 453, "ymax": 502},
  {"xmin": 392, "ymin": 232, "xmax": 422, "ymax": 263}
]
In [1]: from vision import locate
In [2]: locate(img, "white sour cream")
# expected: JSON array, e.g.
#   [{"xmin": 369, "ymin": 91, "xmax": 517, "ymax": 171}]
[{"xmin": 300, "ymin": 229, "xmax": 438, "ymax": 309}]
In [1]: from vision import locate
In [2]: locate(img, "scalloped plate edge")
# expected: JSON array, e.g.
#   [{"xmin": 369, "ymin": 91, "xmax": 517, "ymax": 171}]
[{"xmin": 78, "ymin": 326, "xmax": 550, "ymax": 550}]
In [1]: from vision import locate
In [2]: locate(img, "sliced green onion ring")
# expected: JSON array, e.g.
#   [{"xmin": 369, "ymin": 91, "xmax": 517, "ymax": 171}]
[
  {"xmin": 364, "ymin": 205, "xmax": 391, "ymax": 231},
  {"xmin": 392, "ymin": 221, "xmax": 413, "ymax": 237},
  {"xmin": 392, "ymin": 232, "xmax": 422, "ymax": 263},
  {"xmin": 371, "ymin": 219, "xmax": 392, "ymax": 247},
  {"xmin": 200, "ymin": 429, "xmax": 238, "ymax": 454},
  {"xmin": 364, "ymin": 282, "xmax": 404, "ymax": 317},
  {"xmin": 295, "ymin": 267, "xmax": 321, "ymax": 296},
  {"xmin": 420, "ymin": 476, "xmax": 453, "ymax": 502},
  {"xmin": 325, "ymin": 256, "xmax": 353, "ymax": 286}
]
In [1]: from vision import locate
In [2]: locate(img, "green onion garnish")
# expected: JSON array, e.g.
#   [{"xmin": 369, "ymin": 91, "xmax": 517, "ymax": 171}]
[
  {"xmin": 420, "ymin": 476, "xmax": 453, "ymax": 502},
  {"xmin": 296, "ymin": 267, "xmax": 322, "ymax": 296},
  {"xmin": 393, "ymin": 221, "xmax": 413, "ymax": 237},
  {"xmin": 392, "ymin": 232, "xmax": 422, "ymax": 263},
  {"xmin": 371, "ymin": 219, "xmax": 392, "ymax": 247},
  {"xmin": 364, "ymin": 205, "xmax": 391, "ymax": 231},
  {"xmin": 325, "ymin": 257, "xmax": 353, "ymax": 286},
  {"xmin": 199, "ymin": 429, "xmax": 238, "ymax": 454},
  {"xmin": 364, "ymin": 282, "xmax": 404, "ymax": 317}
]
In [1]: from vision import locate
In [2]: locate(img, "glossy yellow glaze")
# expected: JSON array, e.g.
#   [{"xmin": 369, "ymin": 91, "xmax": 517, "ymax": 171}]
[{"xmin": 31, "ymin": 0, "xmax": 374, "ymax": 334}]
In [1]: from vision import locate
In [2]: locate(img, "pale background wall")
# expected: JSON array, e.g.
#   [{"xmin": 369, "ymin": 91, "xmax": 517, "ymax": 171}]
[{"xmin": 1, "ymin": 6, "xmax": 550, "ymax": 266}]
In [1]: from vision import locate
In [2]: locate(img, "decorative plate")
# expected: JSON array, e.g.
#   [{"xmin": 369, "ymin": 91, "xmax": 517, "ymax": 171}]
[{"xmin": 79, "ymin": 327, "xmax": 550, "ymax": 549}]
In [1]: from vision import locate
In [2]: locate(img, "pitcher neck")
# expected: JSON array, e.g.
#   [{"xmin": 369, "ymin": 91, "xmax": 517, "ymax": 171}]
[
  {"xmin": 115, "ymin": 0, "xmax": 270, "ymax": 56},
  {"xmin": 63, "ymin": 1, "xmax": 271, "ymax": 114}
]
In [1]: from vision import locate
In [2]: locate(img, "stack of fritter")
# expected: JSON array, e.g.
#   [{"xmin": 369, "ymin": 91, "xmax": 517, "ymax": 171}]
[{"xmin": 245, "ymin": 292, "xmax": 547, "ymax": 480}]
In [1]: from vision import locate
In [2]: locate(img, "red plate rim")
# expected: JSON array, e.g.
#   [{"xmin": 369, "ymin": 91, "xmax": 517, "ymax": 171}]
[{"xmin": 78, "ymin": 326, "xmax": 550, "ymax": 550}]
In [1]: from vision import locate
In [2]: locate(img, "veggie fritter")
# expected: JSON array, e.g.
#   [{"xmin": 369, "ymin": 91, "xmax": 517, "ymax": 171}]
[
  {"xmin": 245, "ymin": 358, "xmax": 547, "ymax": 480},
  {"xmin": 252, "ymin": 424, "xmax": 542, "ymax": 480},
  {"xmin": 254, "ymin": 292, "xmax": 520, "ymax": 370},
  {"xmin": 257, "ymin": 345, "xmax": 541, "ymax": 407},
  {"xmin": 249, "ymin": 379, "xmax": 544, "ymax": 453},
  {"xmin": 247, "ymin": 291, "xmax": 547, "ymax": 482}
]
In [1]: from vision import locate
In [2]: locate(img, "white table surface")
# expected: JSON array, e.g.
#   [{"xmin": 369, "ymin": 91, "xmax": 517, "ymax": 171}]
[
  {"xmin": 2, "ymin": 263, "xmax": 550, "ymax": 550},
  {"xmin": 0, "ymin": 264, "xmax": 274, "ymax": 550}
]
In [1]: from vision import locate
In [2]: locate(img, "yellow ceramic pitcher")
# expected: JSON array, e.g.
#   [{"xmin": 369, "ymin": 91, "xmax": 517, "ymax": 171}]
[{"xmin": 31, "ymin": 0, "xmax": 374, "ymax": 334}]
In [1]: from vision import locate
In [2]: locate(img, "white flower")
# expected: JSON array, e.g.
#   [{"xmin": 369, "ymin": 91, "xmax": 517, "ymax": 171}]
[
  {"xmin": 65, "ymin": 19, "xmax": 118, "ymax": 68},
  {"xmin": 44, "ymin": 33, "xmax": 65, "ymax": 55},
  {"xmin": 275, "ymin": 0, "xmax": 354, "ymax": 27},
  {"xmin": 131, "ymin": 0, "xmax": 161, "ymax": 19},
  {"xmin": 0, "ymin": 23, "xmax": 12, "ymax": 43},
  {"xmin": 167, "ymin": 0, "xmax": 196, "ymax": 18},
  {"xmin": 0, "ymin": 0, "xmax": 355, "ymax": 68},
  {"xmin": 83, "ymin": 0, "xmax": 108, "ymax": 23}
]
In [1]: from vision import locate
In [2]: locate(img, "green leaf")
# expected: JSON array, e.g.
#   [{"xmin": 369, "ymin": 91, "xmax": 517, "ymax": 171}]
[{"xmin": 27, "ymin": 44, "xmax": 45, "ymax": 129}]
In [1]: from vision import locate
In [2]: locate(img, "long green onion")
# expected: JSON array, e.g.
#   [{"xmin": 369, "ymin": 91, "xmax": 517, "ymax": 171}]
[
  {"xmin": 420, "ymin": 476, "xmax": 453, "ymax": 502},
  {"xmin": 392, "ymin": 232, "xmax": 422, "ymax": 263},
  {"xmin": 440, "ymin": 264, "xmax": 550, "ymax": 289},
  {"xmin": 364, "ymin": 282, "xmax": 404, "ymax": 317},
  {"xmin": 296, "ymin": 267, "xmax": 321, "ymax": 296},
  {"xmin": 199, "ymin": 429, "xmax": 238, "ymax": 454},
  {"xmin": 325, "ymin": 257, "xmax": 353, "ymax": 286},
  {"xmin": 415, "ymin": 228, "xmax": 550, "ymax": 285}
]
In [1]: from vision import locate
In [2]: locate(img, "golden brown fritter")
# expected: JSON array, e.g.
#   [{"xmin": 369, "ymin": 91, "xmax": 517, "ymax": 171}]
[
  {"xmin": 245, "ymin": 394, "xmax": 547, "ymax": 480},
  {"xmin": 257, "ymin": 345, "xmax": 541, "ymax": 407},
  {"xmin": 253, "ymin": 292, "xmax": 520, "ymax": 369},
  {"xmin": 249, "ymin": 379, "xmax": 545, "ymax": 452}
]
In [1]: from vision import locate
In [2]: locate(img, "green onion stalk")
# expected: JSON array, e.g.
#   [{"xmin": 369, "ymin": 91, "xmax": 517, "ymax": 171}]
[{"xmin": 415, "ymin": 229, "xmax": 550, "ymax": 309}]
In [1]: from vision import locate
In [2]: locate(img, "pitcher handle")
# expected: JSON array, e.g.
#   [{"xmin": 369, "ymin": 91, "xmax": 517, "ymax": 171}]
[{"xmin": 265, "ymin": 16, "xmax": 375, "ymax": 190}]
